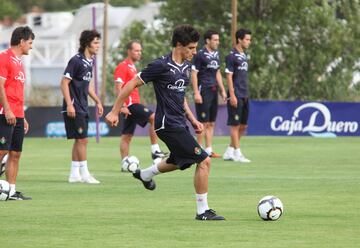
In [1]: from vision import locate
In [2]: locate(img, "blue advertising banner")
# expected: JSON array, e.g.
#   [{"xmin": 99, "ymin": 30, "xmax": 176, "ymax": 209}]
[{"xmin": 247, "ymin": 101, "xmax": 360, "ymax": 137}]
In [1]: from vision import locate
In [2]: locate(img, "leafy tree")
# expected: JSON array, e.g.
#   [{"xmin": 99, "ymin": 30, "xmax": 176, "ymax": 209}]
[
  {"xmin": 109, "ymin": 0, "xmax": 360, "ymax": 102},
  {"xmin": 0, "ymin": 0, "xmax": 22, "ymax": 20}
]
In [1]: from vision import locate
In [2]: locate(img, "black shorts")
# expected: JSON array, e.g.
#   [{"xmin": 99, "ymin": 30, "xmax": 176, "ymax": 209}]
[
  {"xmin": 121, "ymin": 103, "xmax": 153, "ymax": 135},
  {"xmin": 63, "ymin": 112, "xmax": 89, "ymax": 139},
  {"xmin": 227, "ymin": 97, "xmax": 249, "ymax": 126},
  {"xmin": 0, "ymin": 115, "xmax": 24, "ymax": 152},
  {"xmin": 156, "ymin": 127, "xmax": 208, "ymax": 170},
  {"xmin": 195, "ymin": 86, "xmax": 218, "ymax": 123}
]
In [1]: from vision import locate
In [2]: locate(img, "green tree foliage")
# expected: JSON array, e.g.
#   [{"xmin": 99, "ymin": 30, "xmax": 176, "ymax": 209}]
[
  {"xmin": 7, "ymin": 0, "xmax": 145, "ymax": 15},
  {"xmin": 110, "ymin": 0, "xmax": 360, "ymax": 102},
  {"xmin": 0, "ymin": 0, "xmax": 22, "ymax": 19}
]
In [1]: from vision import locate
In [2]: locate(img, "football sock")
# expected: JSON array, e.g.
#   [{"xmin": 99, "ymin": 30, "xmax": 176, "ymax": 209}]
[
  {"xmin": 226, "ymin": 146, "xmax": 235, "ymax": 155},
  {"xmin": 151, "ymin": 144, "xmax": 161, "ymax": 154},
  {"xmin": 9, "ymin": 184, "xmax": 16, "ymax": 196},
  {"xmin": 205, "ymin": 147, "xmax": 212, "ymax": 156},
  {"xmin": 234, "ymin": 148, "xmax": 242, "ymax": 157},
  {"xmin": 141, "ymin": 164, "xmax": 160, "ymax": 181},
  {"xmin": 196, "ymin": 193, "xmax": 209, "ymax": 214},
  {"xmin": 79, "ymin": 160, "xmax": 91, "ymax": 178},
  {"xmin": 70, "ymin": 161, "xmax": 81, "ymax": 178}
]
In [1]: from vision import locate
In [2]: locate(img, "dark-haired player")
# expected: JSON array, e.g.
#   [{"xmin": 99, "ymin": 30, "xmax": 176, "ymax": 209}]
[
  {"xmin": 223, "ymin": 28, "xmax": 252, "ymax": 163},
  {"xmin": 192, "ymin": 29, "xmax": 226, "ymax": 158},
  {"xmin": 0, "ymin": 26, "xmax": 35, "ymax": 200},
  {"xmin": 61, "ymin": 30, "xmax": 103, "ymax": 184},
  {"xmin": 106, "ymin": 25, "xmax": 225, "ymax": 220}
]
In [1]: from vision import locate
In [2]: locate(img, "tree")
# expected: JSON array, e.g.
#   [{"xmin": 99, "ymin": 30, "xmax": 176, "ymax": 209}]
[
  {"xmin": 109, "ymin": 0, "xmax": 360, "ymax": 102},
  {"xmin": 0, "ymin": 0, "xmax": 22, "ymax": 20}
]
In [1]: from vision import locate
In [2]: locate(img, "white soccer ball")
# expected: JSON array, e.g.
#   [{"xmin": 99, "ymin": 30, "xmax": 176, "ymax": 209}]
[
  {"xmin": 121, "ymin": 156, "xmax": 140, "ymax": 173},
  {"xmin": 0, "ymin": 180, "xmax": 10, "ymax": 201},
  {"xmin": 257, "ymin": 195, "xmax": 284, "ymax": 221}
]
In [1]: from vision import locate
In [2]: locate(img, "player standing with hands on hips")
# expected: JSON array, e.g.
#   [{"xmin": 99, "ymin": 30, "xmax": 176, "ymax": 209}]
[
  {"xmin": 61, "ymin": 30, "xmax": 103, "ymax": 184},
  {"xmin": 223, "ymin": 28, "xmax": 252, "ymax": 163},
  {"xmin": 0, "ymin": 26, "xmax": 34, "ymax": 200},
  {"xmin": 106, "ymin": 25, "xmax": 225, "ymax": 221}
]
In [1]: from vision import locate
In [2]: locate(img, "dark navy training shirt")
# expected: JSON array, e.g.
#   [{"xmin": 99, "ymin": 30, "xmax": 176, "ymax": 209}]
[
  {"xmin": 62, "ymin": 53, "xmax": 93, "ymax": 113},
  {"xmin": 225, "ymin": 48, "xmax": 249, "ymax": 98},
  {"xmin": 138, "ymin": 53, "xmax": 192, "ymax": 130},
  {"xmin": 191, "ymin": 47, "xmax": 220, "ymax": 89}
]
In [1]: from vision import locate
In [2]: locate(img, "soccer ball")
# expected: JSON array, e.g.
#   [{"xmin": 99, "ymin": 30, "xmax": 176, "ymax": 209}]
[
  {"xmin": 121, "ymin": 156, "xmax": 140, "ymax": 173},
  {"xmin": 257, "ymin": 195, "xmax": 284, "ymax": 221},
  {"xmin": 0, "ymin": 180, "xmax": 10, "ymax": 201}
]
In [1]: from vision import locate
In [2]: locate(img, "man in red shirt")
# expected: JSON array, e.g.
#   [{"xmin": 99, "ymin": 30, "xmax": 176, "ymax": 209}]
[
  {"xmin": 0, "ymin": 26, "xmax": 35, "ymax": 200},
  {"xmin": 114, "ymin": 40, "xmax": 166, "ymax": 170}
]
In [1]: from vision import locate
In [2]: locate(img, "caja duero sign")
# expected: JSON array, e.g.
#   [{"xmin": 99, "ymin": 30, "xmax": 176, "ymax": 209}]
[{"xmin": 247, "ymin": 101, "xmax": 360, "ymax": 137}]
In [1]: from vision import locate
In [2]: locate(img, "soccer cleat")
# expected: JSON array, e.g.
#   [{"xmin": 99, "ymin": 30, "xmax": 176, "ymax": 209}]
[
  {"xmin": 133, "ymin": 169, "xmax": 156, "ymax": 190},
  {"xmin": 210, "ymin": 152, "xmax": 221, "ymax": 158},
  {"xmin": 233, "ymin": 155, "xmax": 251, "ymax": 163},
  {"xmin": 151, "ymin": 150, "xmax": 168, "ymax": 160},
  {"xmin": 82, "ymin": 175, "xmax": 100, "ymax": 184},
  {"xmin": 8, "ymin": 191, "xmax": 32, "ymax": 200},
  {"xmin": 223, "ymin": 151, "xmax": 234, "ymax": 161},
  {"xmin": 195, "ymin": 209, "xmax": 225, "ymax": 221},
  {"xmin": 68, "ymin": 175, "xmax": 83, "ymax": 183}
]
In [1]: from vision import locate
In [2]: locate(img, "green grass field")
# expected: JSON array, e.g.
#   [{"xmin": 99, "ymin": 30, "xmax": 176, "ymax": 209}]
[{"xmin": 1, "ymin": 136, "xmax": 359, "ymax": 248}]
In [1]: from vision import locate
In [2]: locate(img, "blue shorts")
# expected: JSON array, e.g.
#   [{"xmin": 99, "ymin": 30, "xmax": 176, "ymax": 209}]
[
  {"xmin": 63, "ymin": 112, "xmax": 89, "ymax": 139},
  {"xmin": 227, "ymin": 97, "xmax": 249, "ymax": 126},
  {"xmin": 156, "ymin": 127, "xmax": 208, "ymax": 170},
  {"xmin": 195, "ymin": 85, "xmax": 218, "ymax": 123}
]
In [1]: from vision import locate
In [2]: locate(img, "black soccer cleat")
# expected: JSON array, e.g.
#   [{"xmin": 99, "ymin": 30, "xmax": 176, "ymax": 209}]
[
  {"xmin": 132, "ymin": 169, "xmax": 156, "ymax": 191},
  {"xmin": 195, "ymin": 209, "xmax": 225, "ymax": 221},
  {"xmin": 151, "ymin": 151, "xmax": 168, "ymax": 160},
  {"xmin": 8, "ymin": 191, "xmax": 32, "ymax": 200}
]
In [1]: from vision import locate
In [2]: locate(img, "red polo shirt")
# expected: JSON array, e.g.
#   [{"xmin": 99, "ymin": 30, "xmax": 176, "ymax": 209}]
[
  {"xmin": 0, "ymin": 49, "xmax": 26, "ymax": 118},
  {"xmin": 114, "ymin": 58, "xmax": 140, "ymax": 106}
]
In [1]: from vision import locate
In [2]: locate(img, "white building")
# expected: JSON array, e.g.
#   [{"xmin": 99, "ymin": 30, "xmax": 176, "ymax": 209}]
[{"xmin": 0, "ymin": 2, "xmax": 161, "ymax": 105}]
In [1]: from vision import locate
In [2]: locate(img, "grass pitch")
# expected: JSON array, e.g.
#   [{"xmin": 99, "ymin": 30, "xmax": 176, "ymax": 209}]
[{"xmin": 1, "ymin": 136, "xmax": 359, "ymax": 248}]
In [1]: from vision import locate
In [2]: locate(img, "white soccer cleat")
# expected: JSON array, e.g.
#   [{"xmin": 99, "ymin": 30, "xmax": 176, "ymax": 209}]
[
  {"xmin": 233, "ymin": 155, "xmax": 251, "ymax": 163},
  {"xmin": 223, "ymin": 151, "xmax": 234, "ymax": 161},
  {"xmin": 82, "ymin": 175, "xmax": 100, "ymax": 184},
  {"xmin": 68, "ymin": 176, "xmax": 83, "ymax": 183}
]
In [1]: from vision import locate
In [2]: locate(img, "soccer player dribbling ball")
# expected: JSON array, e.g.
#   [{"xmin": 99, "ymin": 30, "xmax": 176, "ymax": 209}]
[{"xmin": 106, "ymin": 25, "xmax": 225, "ymax": 221}]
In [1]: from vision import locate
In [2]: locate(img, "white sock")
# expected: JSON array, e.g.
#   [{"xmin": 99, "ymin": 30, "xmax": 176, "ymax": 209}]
[
  {"xmin": 151, "ymin": 144, "xmax": 161, "ymax": 154},
  {"xmin": 196, "ymin": 193, "xmax": 209, "ymax": 214},
  {"xmin": 234, "ymin": 148, "xmax": 242, "ymax": 157},
  {"xmin": 205, "ymin": 147, "xmax": 212, "ymax": 156},
  {"xmin": 70, "ymin": 161, "xmax": 81, "ymax": 177},
  {"xmin": 9, "ymin": 184, "xmax": 16, "ymax": 196},
  {"xmin": 226, "ymin": 146, "xmax": 235, "ymax": 154},
  {"xmin": 141, "ymin": 164, "xmax": 161, "ymax": 181},
  {"xmin": 79, "ymin": 160, "xmax": 91, "ymax": 178}
]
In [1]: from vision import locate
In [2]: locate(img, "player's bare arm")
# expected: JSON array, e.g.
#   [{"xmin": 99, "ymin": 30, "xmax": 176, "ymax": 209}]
[
  {"xmin": 114, "ymin": 80, "xmax": 131, "ymax": 117},
  {"xmin": 105, "ymin": 76, "xmax": 143, "ymax": 126},
  {"xmin": 184, "ymin": 97, "xmax": 203, "ymax": 134},
  {"xmin": 24, "ymin": 118, "xmax": 29, "ymax": 134},
  {"xmin": 60, "ymin": 77, "xmax": 76, "ymax": 118},
  {"xmin": 191, "ymin": 69, "xmax": 202, "ymax": 104},
  {"xmin": 216, "ymin": 70, "xmax": 227, "ymax": 102},
  {"xmin": 88, "ymin": 82, "xmax": 103, "ymax": 116},
  {"xmin": 0, "ymin": 77, "xmax": 16, "ymax": 125},
  {"xmin": 226, "ymin": 72, "xmax": 237, "ymax": 107}
]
